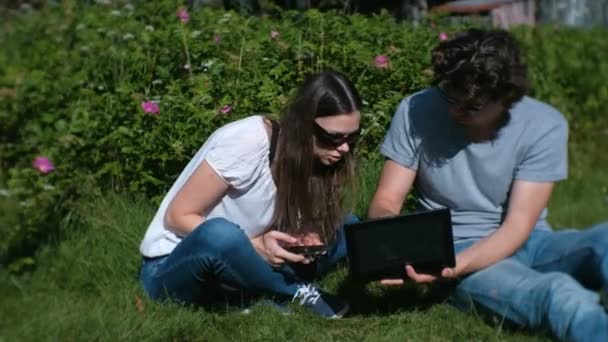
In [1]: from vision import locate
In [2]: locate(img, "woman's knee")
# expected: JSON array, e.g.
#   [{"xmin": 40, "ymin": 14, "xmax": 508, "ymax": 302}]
[
  {"xmin": 188, "ymin": 217, "xmax": 249, "ymax": 253},
  {"xmin": 577, "ymin": 222, "xmax": 608, "ymax": 251},
  {"xmin": 343, "ymin": 213, "xmax": 359, "ymax": 225},
  {"xmin": 591, "ymin": 221, "xmax": 608, "ymax": 230},
  {"xmin": 590, "ymin": 222, "xmax": 608, "ymax": 242}
]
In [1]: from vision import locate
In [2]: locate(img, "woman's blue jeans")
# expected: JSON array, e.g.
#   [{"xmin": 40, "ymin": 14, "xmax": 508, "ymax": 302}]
[
  {"xmin": 140, "ymin": 215, "xmax": 357, "ymax": 307},
  {"xmin": 450, "ymin": 222, "xmax": 608, "ymax": 342}
]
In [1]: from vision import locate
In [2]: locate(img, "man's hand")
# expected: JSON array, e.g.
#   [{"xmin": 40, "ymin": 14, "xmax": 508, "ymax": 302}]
[
  {"xmin": 379, "ymin": 265, "xmax": 457, "ymax": 285},
  {"xmin": 250, "ymin": 230, "xmax": 307, "ymax": 267},
  {"xmin": 379, "ymin": 254, "xmax": 464, "ymax": 285}
]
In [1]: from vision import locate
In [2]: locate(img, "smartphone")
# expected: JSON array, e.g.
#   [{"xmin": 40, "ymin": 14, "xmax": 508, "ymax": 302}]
[{"xmin": 286, "ymin": 245, "xmax": 327, "ymax": 259}]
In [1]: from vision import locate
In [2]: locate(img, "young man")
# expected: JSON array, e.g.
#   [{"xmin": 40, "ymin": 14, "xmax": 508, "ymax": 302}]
[{"xmin": 368, "ymin": 28, "xmax": 608, "ymax": 341}]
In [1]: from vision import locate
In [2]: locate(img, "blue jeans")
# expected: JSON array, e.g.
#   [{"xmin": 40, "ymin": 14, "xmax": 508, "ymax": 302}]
[
  {"xmin": 450, "ymin": 222, "xmax": 608, "ymax": 342},
  {"xmin": 140, "ymin": 215, "xmax": 357, "ymax": 307}
]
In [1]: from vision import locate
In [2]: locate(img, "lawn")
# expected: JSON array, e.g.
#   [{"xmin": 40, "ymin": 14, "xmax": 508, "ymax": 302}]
[
  {"xmin": 1, "ymin": 125, "xmax": 606, "ymax": 341},
  {"xmin": 2, "ymin": 2, "xmax": 608, "ymax": 339}
]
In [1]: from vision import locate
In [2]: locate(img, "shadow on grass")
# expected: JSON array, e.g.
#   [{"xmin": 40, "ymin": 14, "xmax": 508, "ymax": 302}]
[
  {"xmin": 336, "ymin": 276, "xmax": 455, "ymax": 316},
  {"xmin": 335, "ymin": 275, "xmax": 551, "ymax": 339}
]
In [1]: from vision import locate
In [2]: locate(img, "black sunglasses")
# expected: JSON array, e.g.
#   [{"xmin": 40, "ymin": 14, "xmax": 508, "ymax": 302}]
[{"xmin": 312, "ymin": 121, "xmax": 360, "ymax": 148}]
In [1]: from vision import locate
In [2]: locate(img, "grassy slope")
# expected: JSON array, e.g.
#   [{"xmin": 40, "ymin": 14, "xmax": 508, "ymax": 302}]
[{"xmin": 0, "ymin": 129, "xmax": 606, "ymax": 341}]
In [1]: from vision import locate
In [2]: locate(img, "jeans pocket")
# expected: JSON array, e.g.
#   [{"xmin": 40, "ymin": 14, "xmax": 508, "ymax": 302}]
[{"xmin": 139, "ymin": 256, "xmax": 168, "ymax": 299}]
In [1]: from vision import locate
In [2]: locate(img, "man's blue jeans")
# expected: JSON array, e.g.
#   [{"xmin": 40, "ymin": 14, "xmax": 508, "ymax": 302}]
[
  {"xmin": 451, "ymin": 222, "xmax": 608, "ymax": 342},
  {"xmin": 140, "ymin": 215, "xmax": 357, "ymax": 307}
]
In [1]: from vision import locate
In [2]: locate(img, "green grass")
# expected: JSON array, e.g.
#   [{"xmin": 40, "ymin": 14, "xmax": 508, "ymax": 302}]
[
  {"xmin": 547, "ymin": 130, "xmax": 608, "ymax": 228},
  {"xmin": 1, "ymin": 130, "xmax": 606, "ymax": 341}
]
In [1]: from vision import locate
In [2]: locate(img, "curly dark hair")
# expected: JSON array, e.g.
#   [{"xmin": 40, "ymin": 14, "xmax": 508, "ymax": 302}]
[{"xmin": 431, "ymin": 28, "xmax": 528, "ymax": 107}]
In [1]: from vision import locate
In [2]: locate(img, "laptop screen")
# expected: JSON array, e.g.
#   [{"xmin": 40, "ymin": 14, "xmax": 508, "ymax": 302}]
[{"xmin": 346, "ymin": 209, "xmax": 454, "ymax": 280}]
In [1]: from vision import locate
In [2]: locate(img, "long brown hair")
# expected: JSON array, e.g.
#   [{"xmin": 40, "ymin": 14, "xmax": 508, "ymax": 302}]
[{"xmin": 270, "ymin": 71, "xmax": 361, "ymax": 245}]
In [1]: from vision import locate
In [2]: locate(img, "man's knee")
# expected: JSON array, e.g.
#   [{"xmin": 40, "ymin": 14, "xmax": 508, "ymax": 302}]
[
  {"xmin": 537, "ymin": 272, "xmax": 598, "ymax": 314},
  {"xmin": 537, "ymin": 272, "xmax": 606, "ymax": 339}
]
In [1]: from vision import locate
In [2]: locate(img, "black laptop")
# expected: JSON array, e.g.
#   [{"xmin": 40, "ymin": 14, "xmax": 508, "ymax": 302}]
[{"xmin": 344, "ymin": 208, "xmax": 455, "ymax": 282}]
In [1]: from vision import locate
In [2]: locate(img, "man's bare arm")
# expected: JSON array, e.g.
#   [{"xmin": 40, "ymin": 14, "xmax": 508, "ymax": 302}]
[
  {"xmin": 454, "ymin": 180, "xmax": 555, "ymax": 276},
  {"xmin": 368, "ymin": 159, "xmax": 417, "ymax": 219},
  {"xmin": 378, "ymin": 179, "xmax": 554, "ymax": 285}
]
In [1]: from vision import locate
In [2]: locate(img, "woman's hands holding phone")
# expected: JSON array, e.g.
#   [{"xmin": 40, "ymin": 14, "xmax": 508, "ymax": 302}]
[{"xmin": 251, "ymin": 231, "xmax": 325, "ymax": 267}]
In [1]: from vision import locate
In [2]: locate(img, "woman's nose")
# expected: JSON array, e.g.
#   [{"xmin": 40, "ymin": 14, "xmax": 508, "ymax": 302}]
[{"xmin": 336, "ymin": 142, "xmax": 350, "ymax": 153}]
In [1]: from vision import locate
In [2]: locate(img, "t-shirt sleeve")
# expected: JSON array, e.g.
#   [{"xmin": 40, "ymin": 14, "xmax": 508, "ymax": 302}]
[
  {"xmin": 379, "ymin": 99, "xmax": 420, "ymax": 170},
  {"xmin": 515, "ymin": 116, "xmax": 568, "ymax": 182},
  {"xmin": 205, "ymin": 132, "xmax": 267, "ymax": 190}
]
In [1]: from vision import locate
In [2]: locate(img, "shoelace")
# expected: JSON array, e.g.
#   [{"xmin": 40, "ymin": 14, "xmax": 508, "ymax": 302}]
[{"xmin": 292, "ymin": 284, "xmax": 321, "ymax": 305}]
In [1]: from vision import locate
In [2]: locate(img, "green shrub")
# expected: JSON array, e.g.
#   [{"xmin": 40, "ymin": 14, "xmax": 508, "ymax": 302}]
[{"xmin": 1, "ymin": 1, "xmax": 607, "ymax": 270}]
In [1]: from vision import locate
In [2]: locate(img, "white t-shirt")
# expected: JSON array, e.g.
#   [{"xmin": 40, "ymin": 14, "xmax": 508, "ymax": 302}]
[{"xmin": 139, "ymin": 115, "xmax": 277, "ymax": 258}]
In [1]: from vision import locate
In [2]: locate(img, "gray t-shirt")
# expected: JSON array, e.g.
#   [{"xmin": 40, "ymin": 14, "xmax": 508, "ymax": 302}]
[{"xmin": 380, "ymin": 87, "xmax": 568, "ymax": 241}]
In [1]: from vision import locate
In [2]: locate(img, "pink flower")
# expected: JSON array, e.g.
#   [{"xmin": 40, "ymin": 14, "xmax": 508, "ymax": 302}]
[
  {"xmin": 220, "ymin": 105, "xmax": 231, "ymax": 115},
  {"xmin": 374, "ymin": 55, "xmax": 390, "ymax": 69},
  {"xmin": 213, "ymin": 34, "xmax": 221, "ymax": 44},
  {"xmin": 33, "ymin": 156, "xmax": 55, "ymax": 174},
  {"xmin": 177, "ymin": 8, "xmax": 190, "ymax": 23},
  {"xmin": 141, "ymin": 101, "xmax": 160, "ymax": 115},
  {"xmin": 439, "ymin": 32, "xmax": 449, "ymax": 41},
  {"xmin": 270, "ymin": 30, "xmax": 280, "ymax": 39}
]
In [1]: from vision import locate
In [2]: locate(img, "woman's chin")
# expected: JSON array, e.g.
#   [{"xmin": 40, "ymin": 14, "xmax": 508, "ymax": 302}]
[
  {"xmin": 318, "ymin": 158, "xmax": 332, "ymax": 166},
  {"xmin": 326, "ymin": 156, "xmax": 342, "ymax": 165},
  {"xmin": 315, "ymin": 155, "xmax": 342, "ymax": 166}
]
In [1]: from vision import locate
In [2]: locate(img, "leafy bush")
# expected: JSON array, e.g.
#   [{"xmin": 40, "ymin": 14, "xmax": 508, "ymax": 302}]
[{"xmin": 1, "ymin": 1, "xmax": 607, "ymax": 270}]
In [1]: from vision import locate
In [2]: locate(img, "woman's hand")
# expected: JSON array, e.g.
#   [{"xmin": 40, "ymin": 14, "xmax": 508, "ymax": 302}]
[{"xmin": 250, "ymin": 230, "xmax": 307, "ymax": 267}]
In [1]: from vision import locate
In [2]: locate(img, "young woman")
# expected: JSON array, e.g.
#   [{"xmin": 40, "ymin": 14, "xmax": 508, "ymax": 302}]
[{"xmin": 139, "ymin": 71, "xmax": 362, "ymax": 318}]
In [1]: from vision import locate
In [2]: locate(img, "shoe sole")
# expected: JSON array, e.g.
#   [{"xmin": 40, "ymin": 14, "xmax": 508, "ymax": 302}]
[
  {"xmin": 328, "ymin": 303, "xmax": 350, "ymax": 319},
  {"xmin": 241, "ymin": 308, "xmax": 292, "ymax": 316}
]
